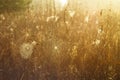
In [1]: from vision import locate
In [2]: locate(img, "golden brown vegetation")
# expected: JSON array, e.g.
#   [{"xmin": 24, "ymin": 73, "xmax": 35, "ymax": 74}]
[{"xmin": 0, "ymin": 3, "xmax": 120, "ymax": 80}]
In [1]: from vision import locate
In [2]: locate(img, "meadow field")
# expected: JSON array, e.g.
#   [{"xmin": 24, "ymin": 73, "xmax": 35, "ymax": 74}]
[{"xmin": 0, "ymin": 0, "xmax": 120, "ymax": 80}]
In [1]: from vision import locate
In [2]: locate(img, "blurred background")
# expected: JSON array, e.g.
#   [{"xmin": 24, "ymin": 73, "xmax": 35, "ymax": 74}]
[{"xmin": 0, "ymin": 0, "xmax": 120, "ymax": 80}]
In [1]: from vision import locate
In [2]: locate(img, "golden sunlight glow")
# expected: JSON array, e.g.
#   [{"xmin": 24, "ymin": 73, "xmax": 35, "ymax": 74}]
[
  {"xmin": 81, "ymin": 0, "xmax": 120, "ymax": 10},
  {"xmin": 58, "ymin": 0, "xmax": 68, "ymax": 8},
  {"xmin": 31, "ymin": 0, "xmax": 120, "ymax": 11},
  {"xmin": 54, "ymin": 0, "xmax": 68, "ymax": 10}
]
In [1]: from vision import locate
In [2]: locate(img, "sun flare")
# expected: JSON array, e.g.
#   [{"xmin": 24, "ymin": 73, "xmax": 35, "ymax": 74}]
[{"xmin": 59, "ymin": 0, "xmax": 68, "ymax": 7}]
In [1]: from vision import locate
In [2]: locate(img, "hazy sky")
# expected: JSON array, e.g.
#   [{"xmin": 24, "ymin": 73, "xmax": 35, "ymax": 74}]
[
  {"xmin": 31, "ymin": 0, "xmax": 120, "ymax": 11},
  {"xmin": 80, "ymin": 0, "xmax": 120, "ymax": 11}
]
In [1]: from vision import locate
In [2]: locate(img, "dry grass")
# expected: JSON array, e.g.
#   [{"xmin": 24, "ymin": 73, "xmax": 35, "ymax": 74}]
[{"xmin": 0, "ymin": 6, "xmax": 120, "ymax": 80}]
